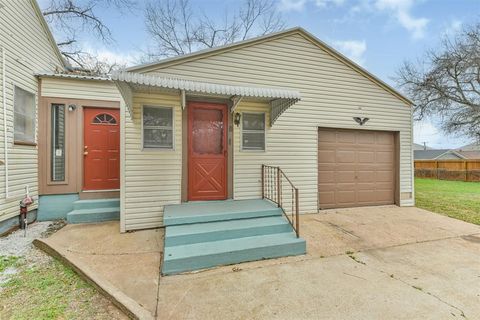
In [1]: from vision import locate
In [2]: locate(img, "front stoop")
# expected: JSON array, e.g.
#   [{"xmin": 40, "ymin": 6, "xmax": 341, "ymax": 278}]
[
  {"xmin": 67, "ymin": 199, "xmax": 120, "ymax": 224},
  {"xmin": 162, "ymin": 199, "xmax": 306, "ymax": 275}
]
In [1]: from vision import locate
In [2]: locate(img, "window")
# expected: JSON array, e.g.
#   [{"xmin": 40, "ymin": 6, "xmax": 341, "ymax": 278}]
[
  {"xmin": 242, "ymin": 112, "xmax": 265, "ymax": 151},
  {"xmin": 51, "ymin": 104, "xmax": 66, "ymax": 181},
  {"xmin": 14, "ymin": 86, "xmax": 36, "ymax": 144},
  {"xmin": 142, "ymin": 106, "xmax": 174, "ymax": 149},
  {"xmin": 92, "ymin": 113, "xmax": 117, "ymax": 124}
]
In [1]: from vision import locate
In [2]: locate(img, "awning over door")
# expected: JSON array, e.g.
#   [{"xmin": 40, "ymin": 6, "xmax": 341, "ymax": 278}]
[{"xmin": 111, "ymin": 71, "xmax": 301, "ymax": 125}]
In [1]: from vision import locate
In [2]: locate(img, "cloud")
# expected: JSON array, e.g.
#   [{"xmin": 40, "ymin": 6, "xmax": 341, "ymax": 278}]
[
  {"xmin": 315, "ymin": 0, "xmax": 346, "ymax": 7},
  {"xmin": 332, "ymin": 40, "xmax": 367, "ymax": 65},
  {"xmin": 278, "ymin": 0, "xmax": 307, "ymax": 11},
  {"xmin": 374, "ymin": 0, "xmax": 429, "ymax": 39},
  {"xmin": 444, "ymin": 19, "xmax": 462, "ymax": 36},
  {"xmin": 414, "ymin": 119, "xmax": 471, "ymax": 149},
  {"xmin": 82, "ymin": 43, "xmax": 142, "ymax": 67}
]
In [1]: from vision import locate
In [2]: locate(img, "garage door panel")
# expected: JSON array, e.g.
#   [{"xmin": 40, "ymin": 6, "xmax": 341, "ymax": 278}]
[
  {"xmin": 337, "ymin": 150, "xmax": 356, "ymax": 163},
  {"xmin": 318, "ymin": 128, "xmax": 396, "ymax": 209},
  {"xmin": 376, "ymin": 151, "xmax": 394, "ymax": 163},
  {"xmin": 337, "ymin": 171, "xmax": 356, "ymax": 183},
  {"xmin": 337, "ymin": 131, "xmax": 356, "ymax": 143},
  {"xmin": 318, "ymin": 150, "xmax": 336, "ymax": 163},
  {"xmin": 337, "ymin": 191, "xmax": 356, "ymax": 204},
  {"xmin": 358, "ymin": 151, "xmax": 375, "ymax": 163}
]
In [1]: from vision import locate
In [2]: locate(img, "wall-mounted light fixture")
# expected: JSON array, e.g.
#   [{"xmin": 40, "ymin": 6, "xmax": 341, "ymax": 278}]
[
  {"xmin": 68, "ymin": 104, "xmax": 77, "ymax": 112},
  {"xmin": 353, "ymin": 117, "xmax": 369, "ymax": 126},
  {"xmin": 234, "ymin": 112, "xmax": 241, "ymax": 127}
]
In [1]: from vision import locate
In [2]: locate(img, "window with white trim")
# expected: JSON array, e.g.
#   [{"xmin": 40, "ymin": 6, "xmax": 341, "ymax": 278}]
[
  {"xmin": 142, "ymin": 106, "xmax": 174, "ymax": 149},
  {"xmin": 241, "ymin": 112, "xmax": 265, "ymax": 151},
  {"xmin": 14, "ymin": 86, "xmax": 36, "ymax": 144}
]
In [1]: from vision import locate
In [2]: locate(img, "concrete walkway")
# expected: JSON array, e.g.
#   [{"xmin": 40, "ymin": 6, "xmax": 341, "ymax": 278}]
[{"xmin": 36, "ymin": 206, "xmax": 480, "ymax": 319}]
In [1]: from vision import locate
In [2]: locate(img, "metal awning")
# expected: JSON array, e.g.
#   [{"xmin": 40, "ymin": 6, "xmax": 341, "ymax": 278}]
[{"xmin": 111, "ymin": 71, "xmax": 301, "ymax": 125}]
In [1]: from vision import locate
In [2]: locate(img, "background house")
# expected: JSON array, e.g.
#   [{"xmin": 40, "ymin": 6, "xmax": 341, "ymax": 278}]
[{"xmin": 414, "ymin": 149, "xmax": 466, "ymax": 160}]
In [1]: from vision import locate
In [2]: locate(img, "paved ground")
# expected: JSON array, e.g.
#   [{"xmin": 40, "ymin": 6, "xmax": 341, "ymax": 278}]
[{"xmin": 37, "ymin": 206, "xmax": 480, "ymax": 319}]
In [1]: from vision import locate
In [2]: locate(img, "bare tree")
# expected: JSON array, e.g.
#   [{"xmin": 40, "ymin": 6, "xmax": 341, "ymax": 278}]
[
  {"xmin": 144, "ymin": 0, "xmax": 285, "ymax": 59},
  {"xmin": 42, "ymin": 0, "xmax": 136, "ymax": 72},
  {"xmin": 397, "ymin": 23, "xmax": 480, "ymax": 139}
]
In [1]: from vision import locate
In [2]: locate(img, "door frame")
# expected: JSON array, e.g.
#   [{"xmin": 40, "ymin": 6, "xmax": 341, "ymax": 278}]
[
  {"xmin": 81, "ymin": 106, "xmax": 121, "ymax": 196},
  {"xmin": 38, "ymin": 96, "xmax": 120, "ymax": 197},
  {"xmin": 184, "ymin": 100, "xmax": 232, "ymax": 201}
]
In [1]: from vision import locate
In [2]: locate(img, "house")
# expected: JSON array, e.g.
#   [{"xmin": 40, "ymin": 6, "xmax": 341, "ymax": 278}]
[
  {"xmin": 413, "ymin": 142, "xmax": 430, "ymax": 150},
  {"xmin": 414, "ymin": 149, "xmax": 467, "ymax": 160},
  {"xmin": 0, "ymin": 0, "xmax": 65, "ymax": 234},
  {"xmin": 4, "ymin": 0, "xmax": 415, "ymax": 273},
  {"xmin": 456, "ymin": 142, "xmax": 480, "ymax": 159}
]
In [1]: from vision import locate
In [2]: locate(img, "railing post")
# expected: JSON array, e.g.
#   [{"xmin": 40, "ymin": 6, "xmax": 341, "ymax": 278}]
[
  {"xmin": 261, "ymin": 164, "xmax": 265, "ymax": 199},
  {"xmin": 295, "ymin": 188, "xmax": 299, "ymax": 238},
  {"xmin": 277, "ymin": 167, "xmax": 281, "ymax": 207}
]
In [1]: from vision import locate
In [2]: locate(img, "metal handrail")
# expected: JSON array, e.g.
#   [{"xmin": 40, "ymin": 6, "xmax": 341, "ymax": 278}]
[{"xmin": 261, "ymin": 164, "xmax": 300, "ymax": 237}]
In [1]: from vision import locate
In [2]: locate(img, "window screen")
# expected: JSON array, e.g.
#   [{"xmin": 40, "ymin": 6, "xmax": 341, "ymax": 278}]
[
  {"xmin": 242, "ymin": 113, "xmax": 265, "ymax": 151},
  {"xmin": 143, "ymin": 106, "xmax": 174, "ymax": 149},
  {"xmin": 14, "ymin": 86, "xmax": 36, "ymax": 143}
]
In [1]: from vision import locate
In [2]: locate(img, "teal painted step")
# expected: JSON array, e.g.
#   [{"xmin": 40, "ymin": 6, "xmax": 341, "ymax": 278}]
[
  {"xmin": 162, "ymin": 232, "xmax": 306, "ymax": 275},
  {"xmin": 73, "ymin": 198, "xmax": 120, "ymax": 210},
  {"xmin": 165, "ymin": 216, "xmax": 292, "ymax": 247},
  {"xmin": 164, "ymin": 199, "xmax": 282, "ymax": 226},
  {"xmin": 67, "ymin": 207, "xmax": 120, "ymax": 224},
  {"xmin": 38, "ymin": 194, "xmax": 79, "ymax": 221}
]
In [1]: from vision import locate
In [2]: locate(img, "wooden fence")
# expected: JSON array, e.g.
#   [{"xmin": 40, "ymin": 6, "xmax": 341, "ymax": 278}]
[{"xmin": 414, "ymin": 160, "xmax": 480, "ymax": 182}]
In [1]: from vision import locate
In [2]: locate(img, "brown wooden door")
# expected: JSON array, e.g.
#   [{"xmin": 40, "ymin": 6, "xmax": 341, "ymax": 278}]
[
  {"xmin": 188, "ymin": 102, "xmax": 228, "ymax": 201},
  {"xmin": 318, "ymin": 128, "xmax": 395, "ymax": 209},
  {"xmin": 83, "ymin": 108, "xmax": 120, "ymax": 191}
]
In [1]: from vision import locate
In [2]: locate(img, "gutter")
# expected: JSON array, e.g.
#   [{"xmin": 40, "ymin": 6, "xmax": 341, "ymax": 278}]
[{"xmin": 1, "ymin": 46, "xmax": 8, "ymax": 198}]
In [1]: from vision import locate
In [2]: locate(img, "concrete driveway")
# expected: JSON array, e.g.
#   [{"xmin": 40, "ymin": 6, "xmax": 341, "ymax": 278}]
[{"xmin": 37, "ymin": 206, "xmax": 480, "ymax": 319}]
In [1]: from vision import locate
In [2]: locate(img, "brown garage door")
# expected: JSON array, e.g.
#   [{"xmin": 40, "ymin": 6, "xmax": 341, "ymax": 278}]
[{"xmin": 318, "ymin": 128, "xmax": 396, "ymax": 209}]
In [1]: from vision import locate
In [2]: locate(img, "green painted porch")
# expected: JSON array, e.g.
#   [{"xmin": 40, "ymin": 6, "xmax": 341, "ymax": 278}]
[{"xmin": 162, "ymin": 199, "xmax": 306, "ymax": 275}]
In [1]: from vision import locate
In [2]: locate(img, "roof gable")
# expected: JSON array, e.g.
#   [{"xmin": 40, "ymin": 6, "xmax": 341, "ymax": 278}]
[{"xmin": 128, "ymin": 27, "xmax": 412, "ymax": 105}]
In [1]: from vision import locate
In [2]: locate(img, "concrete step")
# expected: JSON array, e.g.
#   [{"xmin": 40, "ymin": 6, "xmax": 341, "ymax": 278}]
[
  {"xmin": 67, "ymin": 207, "xmax": 120, "ymax": 224},
  {"xmin": 162, "ymin": 232, "xmax": 306, "ymax": 275},
  {"xmin": 73, "ymin": 198, "xmax": 120, "ymax": 210},
  {"xmin": 164, "ymin": 199, "xmax": 282, "ymax": 226},
  {"xmin": 165, "ymin": 216, "xmax": 292, "ymax": 247}
]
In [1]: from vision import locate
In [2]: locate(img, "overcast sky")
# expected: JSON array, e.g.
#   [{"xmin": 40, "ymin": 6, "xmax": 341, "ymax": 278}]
[{"xmin": 39, "ymin": 0, "xmax": 480, "ymax": 149}]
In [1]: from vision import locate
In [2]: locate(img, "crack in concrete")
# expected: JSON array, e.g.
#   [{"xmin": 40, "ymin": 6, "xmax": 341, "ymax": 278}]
[
  {"xmin": 382, "ymin": 271, "xmax": 468, "ymax": 319},
  {"xmin": 346, "ymin": 253, "xmax": 469, "ymax": 319}
]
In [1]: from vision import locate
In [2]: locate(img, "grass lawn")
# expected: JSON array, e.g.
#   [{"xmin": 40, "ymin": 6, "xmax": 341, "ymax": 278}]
[
  {"xmin": 0, "ymin": 254, "xmax": 126, "ymax": 320},
  {"xmin": 415, "ymin": 178, "xmax": 480, "ymax": 225}
]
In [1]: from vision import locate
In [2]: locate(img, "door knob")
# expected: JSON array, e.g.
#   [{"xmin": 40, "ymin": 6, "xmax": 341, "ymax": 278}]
[{"xmin": 84, "ymin": 151, "xmax": 88, "ymax": 155}]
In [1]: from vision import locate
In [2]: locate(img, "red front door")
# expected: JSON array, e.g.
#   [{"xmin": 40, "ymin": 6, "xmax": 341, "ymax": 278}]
[
  {"xmin": 188, "ymin": 102, "xmax": 228, "ymax": 201},
  {"xmin": 83, "ymin": 108, "xmax": 120, "ymax": 191}
]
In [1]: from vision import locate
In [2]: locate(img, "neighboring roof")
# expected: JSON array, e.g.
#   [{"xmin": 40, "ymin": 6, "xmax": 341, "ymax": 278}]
[
  {"xmin": 36, "ymin": 72, "xmax": 110, "ymax": 81},
  {"xmin": 414, "ymin": 149, "xmax": 467, "ymax": 160},
  {"xmin": 127, "ymin": 27, "xmax": 413, "ymax": 106},
  {"xmin": 413, "ymin": 143, "xmax": 431, "ymax": 150},
  {"xmin": 457, "ymin": 142, "xmax": 480, "ymax": 151},
  {"xmin": 457, "ymin": 151, "xmax": 480, "ymax": 159},
  {"xmin": 30, "ymin": 0, "xmax": 66, "ymax": 69}
]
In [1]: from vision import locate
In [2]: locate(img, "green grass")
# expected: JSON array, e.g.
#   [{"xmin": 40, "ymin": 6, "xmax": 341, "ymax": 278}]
[
  {"xmin": 415, "ymin": 178, "xmax": 480, "ymax": 225},
  {"xmin": 0, "ymin": 256, "xmax": 123, "ymax": 320},
  {"xmin": 0, "ymin": 256, "xmax": 19, "ymax": 273}
]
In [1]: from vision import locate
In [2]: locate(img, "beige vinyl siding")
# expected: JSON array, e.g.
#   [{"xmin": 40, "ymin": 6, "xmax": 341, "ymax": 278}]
[
  {"xmin": 139, "ymin": 32, "xmax": 413, "ymax": 216},
  {"xmin": 0, "ymin": 0, "xmax": 63, "ymax": 223},
  {"xmin": 124, "ymin": 92, "xmax": 182, "ymax": 230},
  {"xmin": 41, "ymin": 78, "xmax": 121, "ymax": 101}
]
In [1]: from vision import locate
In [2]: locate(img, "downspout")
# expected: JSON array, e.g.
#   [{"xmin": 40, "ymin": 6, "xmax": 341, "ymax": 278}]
[{"xmin": 2, "ymin": 47, "xmax": 9, "ymax": 198}]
